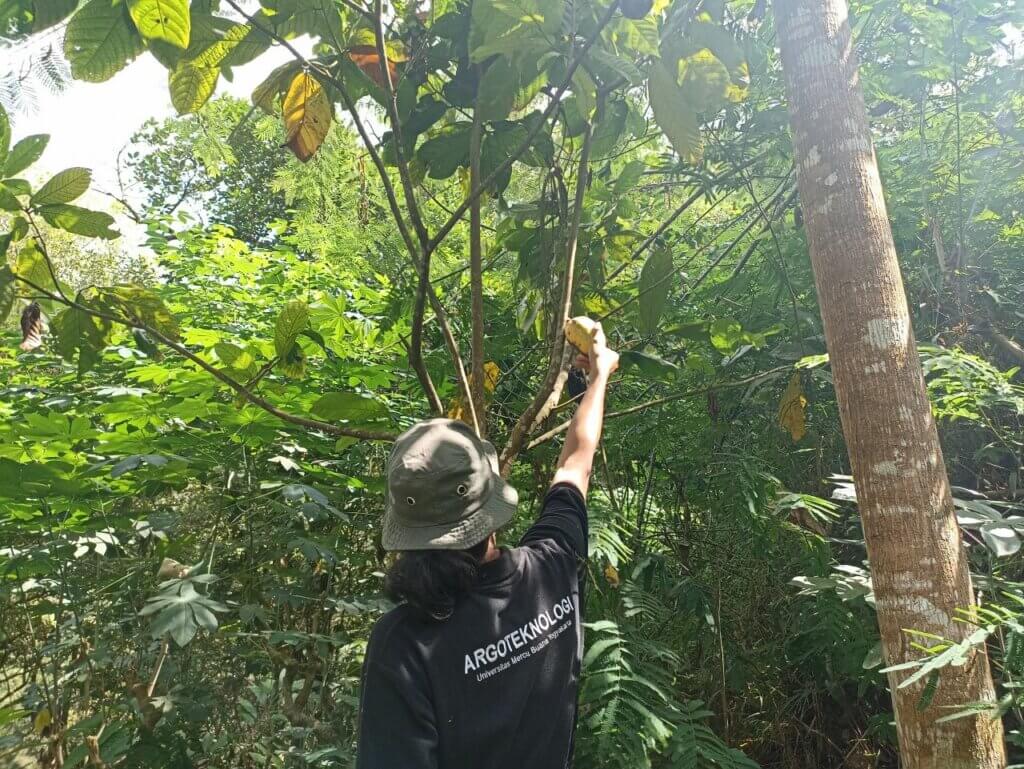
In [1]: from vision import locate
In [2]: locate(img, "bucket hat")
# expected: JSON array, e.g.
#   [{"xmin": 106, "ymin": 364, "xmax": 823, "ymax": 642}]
[{"xmin": 382, "ymin": 418, "xmax": 519, "ymax": 550}]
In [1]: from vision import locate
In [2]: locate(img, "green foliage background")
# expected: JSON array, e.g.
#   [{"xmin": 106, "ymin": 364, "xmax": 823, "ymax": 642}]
[{"xmin": 2, "ymin": 0, "xmax": 1024, "ymax": 768}]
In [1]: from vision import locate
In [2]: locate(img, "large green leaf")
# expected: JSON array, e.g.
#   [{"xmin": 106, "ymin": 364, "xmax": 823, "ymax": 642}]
[
  {"xmin": 31, "ymin": 167, "xmax": 91, "ymax": 206},
  {"xmin": 274, "ymin": 300, "xmax": 309, "ymax": 359},
  {"xmin": 64, "ymin": 0, "xmax": 145, "ymax": 82},
  {"xmin": 33, "ymin": 0, "xmax": 80, "ymax": 31},
  {"xmin": 168, "ymin": 22, "xmax": 254, "ymax": 113},
  {"xmin": 14, "ymin": 241, "xmax": 55, "ymax": 291},
  {"xmin": 169, "ymin": 60, "xmax": 220, "ymax": 114},
  {"xmin": 311, "ymin": 392, "xmax": 388, "ymax": 423},
  {"xmin": 38, "ymin": 204, "xmax": 119, "ymax": 239},
  {"xmin": 637, "ymin": 247, "xmax": 673, "ymax": 335},
  {"xmin": 51, "ymin": 303, "xmax": 112, "ymax": 374},
  {"xmin": 417, "ymin": 123, "xmax": 472, "ymax": 179},
  {"xmin": 648, "ymin": 61, "xmax": 701, "ymax": 163},
  {"xmin": 5, "ymin": 134, "xmax": 49, "ymax": 176},
  {"xmin": 619, "ymin": 350, "xmax": 678, "ymax": 379},
  {"xmin": 128, "ymin": 0, "xmax": 190, "ymax": 48}
]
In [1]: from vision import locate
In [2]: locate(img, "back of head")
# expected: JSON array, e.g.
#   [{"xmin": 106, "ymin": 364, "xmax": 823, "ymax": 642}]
[{"xmin": 384, "ymin": 538, "xmax": 490, "ymax": 621}]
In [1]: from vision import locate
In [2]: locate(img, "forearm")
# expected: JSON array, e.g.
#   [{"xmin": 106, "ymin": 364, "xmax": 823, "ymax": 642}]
[{"xmin": 552, "ymin": 370, "xmax": 610, "ymax": 495}]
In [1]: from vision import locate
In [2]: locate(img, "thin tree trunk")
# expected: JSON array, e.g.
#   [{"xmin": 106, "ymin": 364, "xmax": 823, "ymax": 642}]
[{"xmin": 773, "ymin": 1, "xmax": 1005, "ymax": 767}]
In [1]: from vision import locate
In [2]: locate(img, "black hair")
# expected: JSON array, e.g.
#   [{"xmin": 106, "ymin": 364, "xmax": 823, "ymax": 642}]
[{"xmin": 384, "ymin": 537, "xmax": 490, "ymax": 622}]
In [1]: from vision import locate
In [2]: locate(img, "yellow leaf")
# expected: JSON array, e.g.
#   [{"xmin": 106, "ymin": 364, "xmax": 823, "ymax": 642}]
[
  {"xmin": 282, "ymin": 73, "xmax": 331, "ymax": 162},
  {"xmin": 604, "ymin": 563, "xmax": 620, "ymax": 587},
  {"xmin": 34, "ymin": 707, "xmax": 52, "ymax": 735},
  {"xmin": 482, "ymin": 361, "xmax": 499, "ymax": 393},
  {"xmin": 778, "ymin": 372, "xmax": 807, "ymax": 442}
]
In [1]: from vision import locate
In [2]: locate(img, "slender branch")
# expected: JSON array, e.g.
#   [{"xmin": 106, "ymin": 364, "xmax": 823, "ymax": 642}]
[
  {"xmin": 526, "ymin": 366, "xmax": 791, "ymax": 449},
  {"xmin": 468, "ymin": 99, "xmax": 487, "ymax": 436},
  {"xmin": 15, "ymin": 274, "xmax": 396, "ymax": 441},
  {"xmin": 373, "ymin": 0, "xmax": 430, "ymax": 248},
  {"xmin": 599, "ymin": 180, "xmax": 795, "ymax": 321},
  {"xmin": 499, "ymin": 121, "xmax": 594, "ymax": 473},
  {"xmin": 604, "ymin": 150, "xmax": 770, "ymax": 285},
  {"xmin": 221, "ymin": 0, "xmax": 448, "ymax": 415}
]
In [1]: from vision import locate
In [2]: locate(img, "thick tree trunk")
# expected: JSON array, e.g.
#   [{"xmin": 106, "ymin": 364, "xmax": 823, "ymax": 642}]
[{"xmin": 773, "ymin": 1, "xmax": 1005, "ymax": 767}]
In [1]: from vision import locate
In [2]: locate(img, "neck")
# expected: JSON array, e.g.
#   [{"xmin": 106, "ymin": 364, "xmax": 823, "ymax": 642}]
[{"xmin": 479, "ymin": 536, "xmax": 500, "ymax": 564}]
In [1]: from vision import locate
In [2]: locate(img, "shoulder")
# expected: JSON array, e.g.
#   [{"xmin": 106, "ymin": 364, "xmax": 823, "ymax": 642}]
[
  {"xmin": 367, "ymin": 604, "xmax": 421, "ymax": 657},
  {"xmin": 543, "ymin": 482, "xmax": 587, "ymax": 511}
]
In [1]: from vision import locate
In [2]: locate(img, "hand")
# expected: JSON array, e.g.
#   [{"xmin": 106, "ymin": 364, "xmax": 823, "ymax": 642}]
[{"xmin": 573, "ymin": 322, "xmax": 618, "ymax": 378}]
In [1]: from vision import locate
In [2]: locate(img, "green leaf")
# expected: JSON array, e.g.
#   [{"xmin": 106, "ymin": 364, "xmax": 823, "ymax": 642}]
[
  {"xmin": 637, "ymin": 247, "xmax": 673, "ymax": 335},
  {"xmin": 311, "ymin": 392, "xmax": 388, "ymax": 423},
  {"xmin": 5, "ymin": 134, "xmax": 49, "ymax": 177},
  {"xmin": 476, "ymin": 57, "xmax": 519, "ymax": 122},
  {"xmin": 0, "ymin": 105, "xmax": 9, "ymax": 169},
  {"xmin": 0, "ymin": 187, "xmax": 20, "ymax": 211},
  {"xmin": 709, "ymin": 318, "xmax": 743, "ymax": 352},
  {"xmin": 619, "ymin": 350, "xmax": 678, "ymax": 379},
  {"xmin": 38, "ymin": 204, "xmax": 119, "ymax": 239},
  {"xmin": 251, "ymin": 60, "xmax": 303, "ymax": 114},
  {"xmin": 31, "ymin": 167, "xmax": 91, "ymax": 206},
  {"xmin": 50, "ymin": 303, "xmax": 112, "ymax": 375},
  {"xmin": 169, "ymin": 60, "xmax": 220, "ymax": 114},
  {"xmin": 417, "ymin": 123, "xmax": 471, "ymax": 180},
  {"xmin": 94, "ymin": 285, "xmax": 180, "ymax": 340},
  {"xmin": 34, "ymin": 0, "xmax": 80, "ymax": 31},
  {"xmin": 168, "ymin": 22, "xmax": 254, "ymax": 113},
  {"xmin": 274, "ymin": 300, "xmax": 309, "ymax": 359},
  {"xmin": 128, "ymin": 0, "xmax": 189, "ymax": 48},
  {"xmin": 64, "ymin": 0, "xmax": 145, "ymax": 82},
  {"xmin": 648, "ymin": 61, "xmax": 701, "ymax": 163},
  {"xmin": 14, "ymin": 241, "xmax": 54, "ymax": 291},
  {"xmin": 0, "ymin": 266, "xmax": 15, "ymax": 325}
]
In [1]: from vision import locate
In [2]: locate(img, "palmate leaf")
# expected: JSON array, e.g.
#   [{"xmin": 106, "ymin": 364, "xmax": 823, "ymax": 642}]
[
  {"xmin": 31, "ymin": 167, "xmax": 90, "ymax": 205},
  {"xmin": 282, "ymin": 72, "xmax": 331, "ymax": 162},
  {"xmin": 64, "ymin": 0, "xmax": 145, "ymax": 83},
  {"xmin": 128, "ymin": 0, "xmax": 190, "ymax": 48}
]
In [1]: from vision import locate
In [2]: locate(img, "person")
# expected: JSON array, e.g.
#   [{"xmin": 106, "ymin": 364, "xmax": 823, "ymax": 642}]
[{"xmin": 356, "ymin": 324, "xmax": 619, "ymax": 769}]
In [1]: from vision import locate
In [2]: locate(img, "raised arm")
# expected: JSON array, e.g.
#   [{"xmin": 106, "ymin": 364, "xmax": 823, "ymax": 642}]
[{"xmin": 551, "ymin": 323, "xmax": 619, "ymax": 497}]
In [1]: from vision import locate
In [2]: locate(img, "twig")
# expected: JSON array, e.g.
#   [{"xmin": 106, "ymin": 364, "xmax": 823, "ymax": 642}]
[{"xmin": 526, "ymin": 366, "xmax": 791, "ymax": 449}]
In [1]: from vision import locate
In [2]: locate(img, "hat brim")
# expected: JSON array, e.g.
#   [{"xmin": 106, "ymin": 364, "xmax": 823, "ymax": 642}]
[{"xmin": 382, "ymin": 444, "xmax": 518, "ymax": 551}]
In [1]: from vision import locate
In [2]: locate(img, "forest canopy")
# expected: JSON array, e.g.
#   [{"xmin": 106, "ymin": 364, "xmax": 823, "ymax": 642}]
[{"xmin": 2, "ymin": 0, "xmax": 1024, "ymax": 767}]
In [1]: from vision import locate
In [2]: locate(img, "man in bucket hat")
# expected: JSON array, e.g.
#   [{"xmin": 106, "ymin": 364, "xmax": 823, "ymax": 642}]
[{"xmin": 357, "ymin": 323, "xmax": 619, "ymax": 769}]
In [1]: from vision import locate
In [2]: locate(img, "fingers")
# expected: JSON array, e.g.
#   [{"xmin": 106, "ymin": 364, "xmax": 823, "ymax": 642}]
[{"xmin": 573, "ymin": 354, "xmax": 591, "ymax": 370}]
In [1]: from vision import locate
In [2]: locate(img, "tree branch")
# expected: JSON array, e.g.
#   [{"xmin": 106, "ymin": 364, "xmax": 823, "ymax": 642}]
[
  {"xmin": 468, "ymin": 98, "xmax": 487, "ymax": 436},
  {"xmin": 15, "ymin": 275, "xmax": 396, "ymax": 442},
  {"xmin": 499, "ymin": 120, "xmax": 594, "ymax": 474},
  {"xmin": 526, "ymin": 366, "xmax": 792, "ymax": 450}
]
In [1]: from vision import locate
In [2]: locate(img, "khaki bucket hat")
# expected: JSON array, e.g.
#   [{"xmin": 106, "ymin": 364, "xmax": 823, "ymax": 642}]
[{"xmin": 382, "ymin": 418, "xmax": 519, "ymax": 551}]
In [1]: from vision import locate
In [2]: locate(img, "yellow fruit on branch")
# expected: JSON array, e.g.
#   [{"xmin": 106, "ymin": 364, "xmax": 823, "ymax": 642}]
[{"xmin": 564, "ymin": 316, "xmax": 598, "ymax": 354}]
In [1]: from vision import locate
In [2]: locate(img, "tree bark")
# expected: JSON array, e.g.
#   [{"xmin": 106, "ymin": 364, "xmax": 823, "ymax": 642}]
[{"xmin": 773, "ymin": 1, "xmax": 1005, "ymax": 767}]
